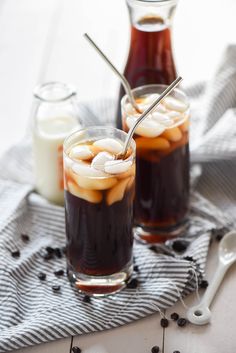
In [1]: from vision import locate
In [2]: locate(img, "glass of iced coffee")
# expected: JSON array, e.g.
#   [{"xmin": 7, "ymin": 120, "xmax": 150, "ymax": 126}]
[
  {"xmin": 63, "ymin": 127, "xmax": 136, "ymax": 296},
  {"xmin": 121, "ymin": 84, "xmax": 190, "ymax": 243}
]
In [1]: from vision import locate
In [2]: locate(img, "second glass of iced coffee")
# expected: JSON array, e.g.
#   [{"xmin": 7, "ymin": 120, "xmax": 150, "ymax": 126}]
[{"xmin": 121, "ymin": 84, "xmax": 190, "ymax": 243}]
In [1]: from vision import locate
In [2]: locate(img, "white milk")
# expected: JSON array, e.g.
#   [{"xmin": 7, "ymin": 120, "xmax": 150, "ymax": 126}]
[{"xmin": 33, "ymin": 116, "xmax": 80, "ymax": 205}]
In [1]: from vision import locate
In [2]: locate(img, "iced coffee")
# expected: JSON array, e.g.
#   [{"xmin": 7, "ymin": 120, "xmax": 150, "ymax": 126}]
[
  {"xmin": 121, "ymin": 84, "xmax": 190, "ymax": 243},
  {"xmin": 63, "ymin": 127, "xmax": 135, "ymax": 296}
]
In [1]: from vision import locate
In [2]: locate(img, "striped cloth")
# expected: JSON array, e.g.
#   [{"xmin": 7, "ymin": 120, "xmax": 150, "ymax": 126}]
[{"xmin": 0, "ymin": 45, "xmax": 236, "ymax": 352}]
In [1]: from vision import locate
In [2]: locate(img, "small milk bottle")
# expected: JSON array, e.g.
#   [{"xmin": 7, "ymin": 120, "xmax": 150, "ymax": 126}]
[{"xmin": 32, "ymin": 82, "xmax": 81, "ymax": 205}]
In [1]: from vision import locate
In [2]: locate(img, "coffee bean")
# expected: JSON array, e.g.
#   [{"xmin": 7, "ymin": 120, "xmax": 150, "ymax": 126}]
[
  {"xmin": 133, "ymin": 265, "xmax": 139, "ymax": 272},
  {"xmin": 151, "ymin": 346, "xmax": 160, "ymax": 353},
  {"xmin": 54, "ymin": 269, "xmax": 64, "ymax": 277},
  {"xmin": 173, "ymin": 351, "xmax": 180, "ymax": 353},
  {"xmin": 46, "ymin": 246, "xmax": 54, "ymax": 254},
  {"xmin": 177, "ymin": 318, "xmax": 187, "ymax": 327},
  {"xmin": 183, "ymin": 256, "xmax": 195, "ymax": 262},
  {"xmin": 160, "ymin": 318, "xmax": 169, "ymax": 328},
  {"xmin": 11, "ymin": 250, "xmax": 20, "ymax": 258},
  {"xmin": 52, "ymin": 285, "xmax": 61, "ymax": 292},
  {"xmin": 72, "ymin": 347, "xmax": 81, "ymax": 353},
  {"xmin": 54, "ymin": 248, "xmax": 62, "ymax": 258},
  {"xmin": 149, "ymin": 245, "xmax": 158, "ymax": 253},
  {"xmin": 38, "ymin": 272, "xmax": 46, "ymax": 281},
  {"xmin": 199, "ymin": 280, "xmax": 208, "ymax": 289},
  {"xmin": 170, "ymin": 312, "xmax": 179, "ymax": 321},
  {"xmin": 82, "ymin": 295, "xmax": 91, "ymax": 304},
  {"xmin": 172, "ymin": 240, "xmax": 188, "ymax": 252},
  {"xmin": 21, "ymin": 233, "xmax": 30, "ymax": 242},
  {"xmin": 127, "ymin": 278, "xmax": 138, "ymax": 289}
]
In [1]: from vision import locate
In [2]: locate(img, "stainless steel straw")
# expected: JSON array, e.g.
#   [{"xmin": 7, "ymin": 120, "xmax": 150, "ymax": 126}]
[{"xmin": 83, "ymin": 33, "xmax": 141, "ymax": 113}]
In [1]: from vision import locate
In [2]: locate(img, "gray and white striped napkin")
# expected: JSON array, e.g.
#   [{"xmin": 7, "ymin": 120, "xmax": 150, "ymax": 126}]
[{"xmin": 1, "ymin": 45, "xmax": 236, "ymax": 352}]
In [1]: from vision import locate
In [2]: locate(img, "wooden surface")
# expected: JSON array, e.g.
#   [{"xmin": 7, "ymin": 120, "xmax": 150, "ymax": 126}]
[{"xmin": 1, "ymin": 0, "xmax": 236, "ymax": 352}]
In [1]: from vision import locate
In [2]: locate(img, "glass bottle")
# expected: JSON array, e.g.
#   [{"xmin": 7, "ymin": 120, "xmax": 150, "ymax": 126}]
[
  {"xmin": 116, "ymin": 0, "xmax": 178, "ymax": 128},
  {"xmin": 32, "ymin": 82, "xmax": 81, "ymax": 205}
]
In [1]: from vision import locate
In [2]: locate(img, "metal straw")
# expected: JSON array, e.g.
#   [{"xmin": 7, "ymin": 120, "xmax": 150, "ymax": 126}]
[
  {"xmin": 83, "ymin": 33, "xmax": 141, "ymax": 113},
  {"xmin": 118, "ymin": 76, "xmax": 183, "ymax": 159}
]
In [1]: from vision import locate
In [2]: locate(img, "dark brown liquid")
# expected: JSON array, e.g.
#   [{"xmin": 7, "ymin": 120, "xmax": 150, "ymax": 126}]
[
  {"xmin": 65, "ymin": 188, "xmax": 134, "ymax": 276},
  {"xmin": 116, "ymin": 16, "xmax": 177, "ymax": 128},
  {"xmin": 134, "ymin": 136, "xmax": 190, "ymax": 232}
]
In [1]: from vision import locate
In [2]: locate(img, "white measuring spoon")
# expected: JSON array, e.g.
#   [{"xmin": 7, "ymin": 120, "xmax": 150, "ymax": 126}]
[{"xmin": 187, "ymin": 230, "xmax": 236, "ymax": 325}]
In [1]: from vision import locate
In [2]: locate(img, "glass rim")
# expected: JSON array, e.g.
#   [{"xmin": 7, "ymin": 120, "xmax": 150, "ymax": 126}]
[
  {"xmin": 126, "ymin": 0, "xmax": 178, "ymax": 7},
  {"xmin": 121, "ymin": 83, "xmax": 189, "ymax": 114},
  {"xmin": 63, "ymin": 126, "xmax": 136, "ymax": 171},
  {"xmin": 34, "ymin": 81, "xmax": 77, "ymax": 103}
]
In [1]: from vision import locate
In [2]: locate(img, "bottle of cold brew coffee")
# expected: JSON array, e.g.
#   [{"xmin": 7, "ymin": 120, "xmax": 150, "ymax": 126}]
[{"xmin": 116, "ymin": 0, "xmax": 178, "ymax": 128}]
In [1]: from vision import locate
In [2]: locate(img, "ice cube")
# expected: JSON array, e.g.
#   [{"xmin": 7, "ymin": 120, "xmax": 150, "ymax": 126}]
[
  {"xmin": 104, "ymin": 160, "xmax": 133, "ymax": 175},
  {"xmin": 67, "ymin": 181, "xmax": 102, "ymax": 203},
  {"xmin": 163, "ymin": 96, "xmax": 188, "ymax": 113},
  {"xmin": 69, "ymin": 145, "xmax": 94, "ymax": 160},
  {"xmin": 179, "ymin": 118, "xmax": 189, "ymax": 132},
  {"xmin": 135, "ymin": 137, "xmax": 170, "ymax": 150},
  {"xmin": 72, "ymin": 162, "xmax": 107, "ymax": 177},
  {"xmin": 117, "ymin": 163, "xmax": 135, "ymax": 179},
  {"xmin": 126, "ymin": 175, "xmax": 135, "ymax": 190},
  {"xmin": 143, "ymin": 93, "xmax": 159, "ymax": 104},
  {"xmin": 162, "ymin": 127, "xmax": 182, "ymax": 142},
  {"xmin": 126, "ymin": 116, "xmax": 165, "ymax": 138},
  {"xmin": 167, "ymin": 111, "xmax": 182, "ymax": 120},
  {"xmin": 106, "ymin": 177, "xmax": 130, "ymax": 206},
  {"xmin": 151, "ymin": 112, "xmax": 173, "ymax": 127},
  {"xmin": 91, "ymin": 151, "xmax": 114, "ymax": 171},
  {"xmin": 125, "ymin": 102, "xmax": 136, "ymax": 115},
  {"xmin": 93, "ymin": 138, "xmax": 123, "ymax": 154},
  {"xmin": 155, "ymin": 103, "xmax": 167, "ymax": 114},
  {"xmin": 75, "ymin": 175, "xmax": 118, "ymax": 190}
]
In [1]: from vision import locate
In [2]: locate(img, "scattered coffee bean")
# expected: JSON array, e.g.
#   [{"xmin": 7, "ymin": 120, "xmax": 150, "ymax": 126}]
[
  {"xmin": 52, "ymin": 285, "xmax": 61, "ymax": 292},
  {"xmin": 46, "ymin": 246, "xmax": 54, "ymax": 254},
  {"xmin": 21, "ymin": 233, "xmax": 30, "ymax": 242},
  {"xmin": 160, "ymin": 318, "xmax": 169, "ymax": 328},
  {"xmin": 134, "ymin": 265, "xmax": 139, "ymax": 272},
  {"xmin": 170, "ymin": 312, "xmax": 179, "ymax": 321},
  {"xmin": 54, "ymin": 247, "xmax": 62, "ymax": 258},
  {"xmin": 82, "ymin": 295, "xmax": 91, "ymax": 304},
  {"xmin": 38, "ymin": 272, "xmax": 46, "ymax": 281},
  {"xmin": 149, "ymin": 245, "xmax": 158, "ymax": 253},
  {"xmin": 177, "ymin": 318, "xmax": 187, "ymax": 327},
  {"xmin": 54, "ymin": 269, "xmax": 64, "ymax": 277},
  {"xmin": 72, "ymin": 347, "xmax": 81, "ymax": 353},
  {"xmin": 11, "ymin": 250, "xmax": 20, "ymax": 258},
  {"xmin": 183, "ymin": 256, "xmax": 195, "ymax": 262},
  {"xmin": 211, "ymin": 227, "xmax": 229, "ymax": 242},
  {"xmin": 199, "ymin": 279, "xmax": 208, "ymax": 289},
  {"xmin": 127, "ymin": 278, "xmax": 138, "ymax": 289},
  {"xmin": 151, "ymin": 346, "xmax": 160, "ymax": 353},
  {"xmin": 172, "ymin": 240, "xmax": 188, "ymax": 252}
]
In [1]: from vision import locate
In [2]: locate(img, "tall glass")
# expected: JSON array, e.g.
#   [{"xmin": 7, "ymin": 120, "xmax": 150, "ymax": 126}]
[
  {"xmin": 63, "ymin": 127, "xmax": 136, "ymax": 296},
  {"xmin": 121, "ymin": 84, "xmax": 190, "ymax": 243}
]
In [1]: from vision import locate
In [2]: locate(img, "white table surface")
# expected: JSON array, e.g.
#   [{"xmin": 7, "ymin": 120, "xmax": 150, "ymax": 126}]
[{"xmin": 1, "ymin": 0, "xmax": 236, "ymax": 352}]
